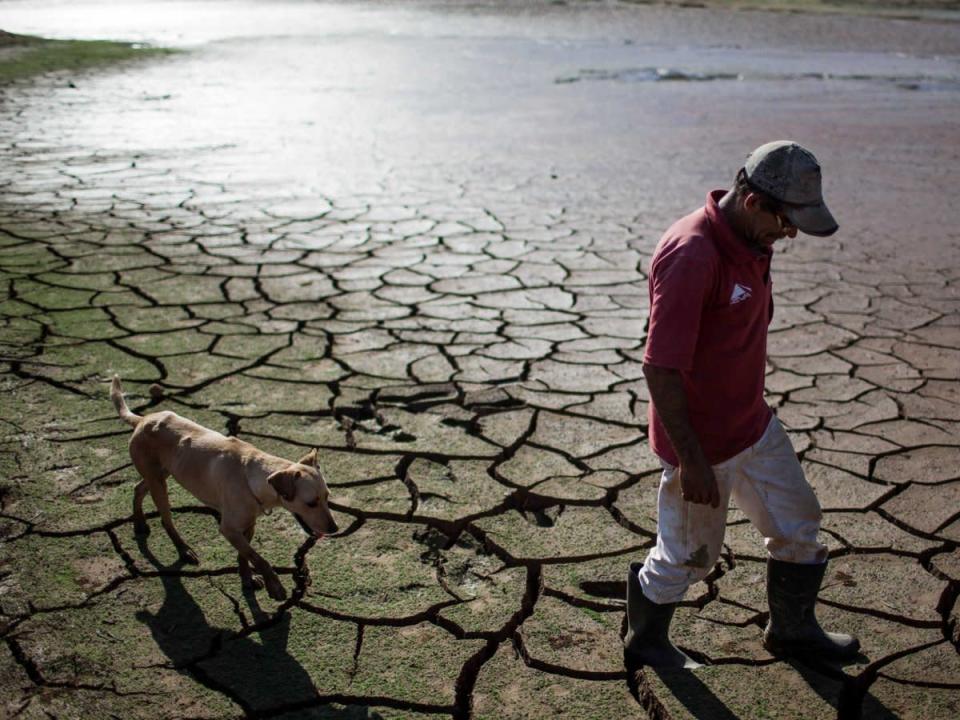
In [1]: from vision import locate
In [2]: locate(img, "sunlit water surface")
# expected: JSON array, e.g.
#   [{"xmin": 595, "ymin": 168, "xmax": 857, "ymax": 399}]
[{"xmin": 2, "ymin": 0, "xmax": 958, "ymax": 259}]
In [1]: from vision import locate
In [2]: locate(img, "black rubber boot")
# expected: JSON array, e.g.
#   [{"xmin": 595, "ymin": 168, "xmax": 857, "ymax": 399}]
[
  {"xmin": 763, "ymin": 558, "xmax": 860, "ymax": 661},
  {"xmin": 623, "ymin": 562, "xmax": 701, "ymax": 669}
]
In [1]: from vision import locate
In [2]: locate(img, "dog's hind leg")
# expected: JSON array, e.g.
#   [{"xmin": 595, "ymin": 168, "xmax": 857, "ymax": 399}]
[
  {"xmin": 238, "ymin": 526, "xmax": 264, "ymax": 592},
  {"xmin": 135, "ymin": 460, "xmax": 200, "ymax": 565},
  {"xmin": 128, "ymin": 439, "xmax": 159, "ymax": 537},
  {"xmin": 133, "ymin": 479, "xmax": 151, "ymax": 536},
  {"xmin": 155, "ymin": 479, "xmax": 200, "ymax": 565}
]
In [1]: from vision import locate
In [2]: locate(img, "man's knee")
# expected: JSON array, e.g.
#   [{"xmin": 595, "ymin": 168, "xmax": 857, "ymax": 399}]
[
  {"xmin": 796, "ymin": 489, "xmax": 823, "ymax": 534},
  {"xmin": 640, "ymin": 541, "xmax": 724, "ymax": 604}
]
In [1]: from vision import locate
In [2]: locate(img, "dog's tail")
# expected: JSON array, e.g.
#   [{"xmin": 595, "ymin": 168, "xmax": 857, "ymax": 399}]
[{"xmin": 111, "ymin": 375, "xmax": 142, "ymax": 428}]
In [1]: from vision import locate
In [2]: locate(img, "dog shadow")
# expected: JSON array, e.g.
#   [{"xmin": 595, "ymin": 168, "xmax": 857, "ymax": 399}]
[{"xmin": 134, "ymin": 535, "xmax": 382, "ymax": 719}]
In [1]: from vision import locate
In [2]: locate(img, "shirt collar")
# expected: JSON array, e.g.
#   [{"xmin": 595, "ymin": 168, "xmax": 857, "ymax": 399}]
[{"xmin": 704, "ymin": 189, "xmax": 771, "ymax": 265}]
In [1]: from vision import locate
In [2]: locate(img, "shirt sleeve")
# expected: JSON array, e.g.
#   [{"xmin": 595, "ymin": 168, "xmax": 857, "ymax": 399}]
[{"xmin": 642, "ymin": 243, "xmax": 715, "ymax": 372}]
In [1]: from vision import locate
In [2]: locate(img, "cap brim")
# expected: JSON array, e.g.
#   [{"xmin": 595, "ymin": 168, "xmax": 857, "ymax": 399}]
[{"xmin": 785, "ymin": 202, "xmax": 838, "ymax": 237}]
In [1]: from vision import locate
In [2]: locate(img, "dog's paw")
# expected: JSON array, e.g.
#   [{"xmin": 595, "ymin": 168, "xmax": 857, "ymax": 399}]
[
  {"xmin": 178, "ymin": 547, "xmax": 200, "ymax": 565},
  {"xmin": 242, "ymin": 575, "xmax": 264, "ymax": 592}
]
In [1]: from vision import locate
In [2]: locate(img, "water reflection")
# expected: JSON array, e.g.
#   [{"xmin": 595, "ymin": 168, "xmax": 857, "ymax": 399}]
[{"xmin": 2, "ymin": 0, "xmax": 958, "ymax": 260}]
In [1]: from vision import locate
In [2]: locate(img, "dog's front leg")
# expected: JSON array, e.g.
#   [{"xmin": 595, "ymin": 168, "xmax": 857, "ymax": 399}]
[
  {"xmin": 220, "ymin": 524, "xmax": 286, "ymax": 601},
  {"xmin": 237, "ymin": 526, "xmax": 264, "ymax": 592}
]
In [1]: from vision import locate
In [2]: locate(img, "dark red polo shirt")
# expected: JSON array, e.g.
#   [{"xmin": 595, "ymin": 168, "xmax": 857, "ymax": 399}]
[{"xmin": 643, "ymin": 190, "xmax": 773, "ymax": 466}]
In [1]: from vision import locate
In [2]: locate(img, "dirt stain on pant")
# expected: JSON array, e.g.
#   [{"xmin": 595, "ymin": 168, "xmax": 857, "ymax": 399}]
[{"xmin": 684, "ymin": 544, "xmax": 710, "ymax": 568}]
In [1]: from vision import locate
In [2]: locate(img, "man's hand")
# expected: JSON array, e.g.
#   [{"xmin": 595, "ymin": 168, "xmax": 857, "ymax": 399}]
[
  {"xmin": 643, "ymin": 363, "xmax": 719, "ymax": 507},
  {"xmin": 678, "ymin": 456, "xmax": 720, "ymax": 508}
]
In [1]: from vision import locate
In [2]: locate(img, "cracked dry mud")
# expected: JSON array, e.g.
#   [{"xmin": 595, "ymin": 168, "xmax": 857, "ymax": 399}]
[{"xmin": 1, "ymin": 3, "xmax": 959, "ymax": 719}]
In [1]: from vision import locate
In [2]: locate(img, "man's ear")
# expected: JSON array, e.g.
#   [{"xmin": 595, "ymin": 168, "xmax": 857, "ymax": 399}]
[
  {"xmin": 267, "ymin": 470, "xmax": 298, "ymax": 502},
  {"xmin": 297, "ymin": 448, "xmax": 318, "ymax": 468},
  {"xmin": 743, "ymin": 191, "xmax": 763, "ymax": 212}
]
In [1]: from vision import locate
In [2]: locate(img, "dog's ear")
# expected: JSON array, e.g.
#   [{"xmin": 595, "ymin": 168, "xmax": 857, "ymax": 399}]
[
  {"xmin": 267, "ymin": 470, "xmax": 298, "ymax": 502},
  {"xmin": 297, "ymin": 448, "xmax": 318, "ymax": 468}
]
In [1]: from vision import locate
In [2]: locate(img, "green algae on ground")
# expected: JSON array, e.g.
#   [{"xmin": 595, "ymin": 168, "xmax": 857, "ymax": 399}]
[{"xmin": 0, "ymin": 31, "xmax": 176, "ymax": 83}]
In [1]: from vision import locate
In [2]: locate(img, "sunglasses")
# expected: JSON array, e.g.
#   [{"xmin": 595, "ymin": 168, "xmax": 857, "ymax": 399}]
[
  {"xmin": 770, "ymin": 206, "xmax": 796, "ymax": 233},
  {"xmin": 741, "ymin": 174, "xmax": 798, "ymax": 232}
]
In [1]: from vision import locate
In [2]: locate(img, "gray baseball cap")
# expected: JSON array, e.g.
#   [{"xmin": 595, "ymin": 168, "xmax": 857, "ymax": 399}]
[{"xmin": 744, "ymin": 141, "xmax": 838, "ymax": 237}]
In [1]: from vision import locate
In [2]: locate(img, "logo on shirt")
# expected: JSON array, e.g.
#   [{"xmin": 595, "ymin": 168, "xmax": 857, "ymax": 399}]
[{"xmin": 730, "ymin": 283, "xmax": 752, "ymax": 305}]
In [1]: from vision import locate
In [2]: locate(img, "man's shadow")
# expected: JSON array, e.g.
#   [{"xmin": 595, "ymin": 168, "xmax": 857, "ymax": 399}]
[
  {"xmin": 626, "ymin": 659, "xmax": 741, "ymax": 720},
  {"xmin": 627, "ymin": 654, "xmax": 903, "ymax": 720},
  {"xmin": 790, "ymin": 658, "xmax": 903, "ymax": 720},
  {"xmin": 134, "ymin": 535, "xmax": 381, "ymax": 719}
]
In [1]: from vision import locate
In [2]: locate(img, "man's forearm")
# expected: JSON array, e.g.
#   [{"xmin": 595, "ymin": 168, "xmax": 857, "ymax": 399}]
[{"xmin": 643, "ymin": 363, "xmax": 707, "ymax": 465}]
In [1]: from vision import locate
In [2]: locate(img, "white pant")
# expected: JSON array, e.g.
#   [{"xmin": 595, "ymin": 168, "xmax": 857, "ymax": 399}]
[{"xmin": 638, "ymin": 415, "xmax": 827, "ymax": 605}]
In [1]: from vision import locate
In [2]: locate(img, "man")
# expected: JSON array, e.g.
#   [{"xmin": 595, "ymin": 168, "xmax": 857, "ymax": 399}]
[{"xmin": 624, "ymin": 141, "xmax": 860, "ymax": 669}]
